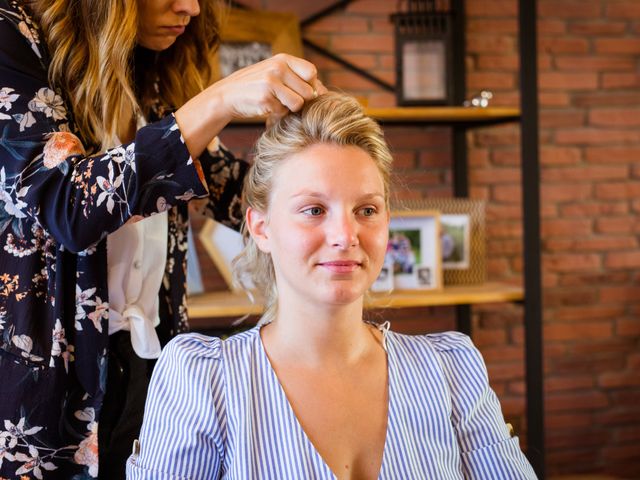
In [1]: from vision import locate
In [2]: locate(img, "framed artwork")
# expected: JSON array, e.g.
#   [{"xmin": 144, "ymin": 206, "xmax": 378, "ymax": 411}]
[
  {"xmin": 372, "ymin": 209, "xmax": 443, "ymax": 291},
  {"xmin": 198, "ymin": 219, "xmax": 251, "ymax": 292},
  {"xmin": 396, "ymin": 198, "xmax": 486, "ymax": 285},
  {"xmin": 440, "ymin": 213, "xmax": 470, "ymax": 270},
  {"xmin": 214, "ymin": 8, "xmax": 303, "ymax": 79}
]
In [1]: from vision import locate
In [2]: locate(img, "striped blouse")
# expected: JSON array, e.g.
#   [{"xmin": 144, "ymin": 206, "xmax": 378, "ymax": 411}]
[{"xmin": 126, "ymin": 325, "xmax": 537, "ymax": 479}]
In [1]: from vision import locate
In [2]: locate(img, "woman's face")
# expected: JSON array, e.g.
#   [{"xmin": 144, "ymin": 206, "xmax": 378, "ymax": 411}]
[
  {"xmin": 250, "ymin": 143, "xmax": 390, "ymax": 308},
  {"xmin": 136, "ymin": 0, "xmax": 200, "ymax": 51}
]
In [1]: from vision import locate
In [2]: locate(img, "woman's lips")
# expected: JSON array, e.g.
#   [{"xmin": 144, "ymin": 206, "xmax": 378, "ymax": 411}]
[
  {"xmin": 318, "ymin": 261, "xmax": 361, "ymax": 274},
  {"xmin": 162, "ymin": 26, "xmax": 185, "ymax": 35}
]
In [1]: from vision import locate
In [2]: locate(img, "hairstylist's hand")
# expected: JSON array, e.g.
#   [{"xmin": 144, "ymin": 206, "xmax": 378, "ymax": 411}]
[
  {"xmin": 214, "ymin": 53, "xmax": 327, "ymax": 123},
  {"xmin": 175, "ymin": 54, "xmax": 326, "ymax": 159}
]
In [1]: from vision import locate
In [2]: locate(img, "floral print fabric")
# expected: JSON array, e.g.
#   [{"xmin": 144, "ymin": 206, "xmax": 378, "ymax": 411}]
[{"xmin": 0, "ymin": 1, "xmax": 247, "ymax": 478}]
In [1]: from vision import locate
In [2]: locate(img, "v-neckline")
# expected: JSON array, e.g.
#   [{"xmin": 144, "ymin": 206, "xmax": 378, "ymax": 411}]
[{"xmin": 255, "ymin": 324, "xmax": 392, "ymax": 480}]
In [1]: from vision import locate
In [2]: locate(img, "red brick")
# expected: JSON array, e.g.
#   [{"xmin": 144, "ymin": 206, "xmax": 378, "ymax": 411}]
[
  {"xmin": 331, "ymin": 34, "xmax": 393, "ymax": 54},
  {"xmin": 560, "ymin": 201, "xmax": 629, "ymax": 217},
  {"xmin": 305, "ymin": 17, "xmax": 369, "ymax": 34},
  {"xmin": 539, "ymin": 72, "xmax": 599, "ymax": 90},
  {"xmin": 553, "ymin": 305, "xmax": 627, "ymax": 322},
  {"xmin": 486, "ymin": 257, "xmax": 512, "ymax": 277},
  {"xmin": 486, "ymin": 222, "xmax": 523, "ymax": 238},
  {"xmin": 539, "ymin": 110, "xmax": 586, "ymax": 128},
  {"xmin": 418, "ymin": 151, "xmax": 450, "ymax": 168},
  {"xmin": 540, "ymin": 147, "xmax": 582, "ymax": 165},
  {"xmin": 468, "ymin": 19, "xmax": 518, "ymax": 34},
  {"xmin": 539, "ymin": 1, "xmax": 603, "ymax": 18},
  {"xmin": 595, "ymin": 182, "xmax": 640, "ymax": 200},
  {"xmin": 391, "ymin": 151, "xmax": 416, "ymax": 169},
  {"xmin": 595, "ymin": 216, "xmax": 640, "ymax": 234},
  {"xmin": 544, "ymin": 288, "xmax": 599, "ymax": 307},
  {"xmin": 492, "ymin": 185, "xmax": 520, "ymax": 203},
  {"xmin": 466, "ymin": 0, "xmax": 518, "ymax": 17},
  {"xmin": 486, "ymin": 204, "xmax": 522, "ymax": 220},
  {"xmin": 585, "ymin": 146, "xmax": 640, "ymax": 163},
  {"xmin": 491, "ymin": 149, "xmax": 521, "ymax": 166},
  {"xmin": 542, "ymin": 218, "xmax": 593, "ymax": 237},
  {"xmin": 539, "ymin": 92, "xmax": 571, "ymax": 107},
  {"xmin": 600, "ymin": 285, "xmax": 640, "ymax": 302},
  {"xmin": 602, "ymin": 443, "xmax": 640, "ymax": 463},
  {"xmin": 555, "ymin": 128, "xmax": 640, "ymax": 145},
  {"xmin": 326, "ymin": 70, "xmax": 377, "ymax": 90},
  {"xmin": 466, "ymin": 35, "xmax": 515, "ymax": 54},
  {"xmin": 544, "ymin": 253, "xmax": 601, "ymax": 272},
  {"xmin": 590, "ymin": 108, "xmax": 640, "ymax": 127},
  {"xmin": 607, "ymin": 1, "xmax": 640, "ymax": 17},
  {"xmin": 599, "ymin": 371, "xmax": 640, "ymax": 388},
  {"xmin": 473, "ymin": 127, "xmax": 520, "ymax": 147},
  {"xmin": 546, "ymin": 375, "xmax": 596, "ymax": 393},
  {"xmin": 537, "ymin": 19, "xmax": 568, "ymax": 35},
  {"xmin": 605, "ymin": 251, "xmax": 640, "ymax": 269},
  {"xmin": 369, "ymin": 19, "xmax": 393, "ymax": 35},
  {"xmin": 476, "ymin": 54, "xmax": 519, "ymax": 71},
  {"xmin": 555, "ymin": 56, "xmax": 636, "ymax": 71},
  {"xmin": 467, "ymin": 149, "xmax": 490, "ymax": 167},
  {"xmin": 601, "ymin": 72, "xmax": 640, "ymax": 89},
  {"xmin": 538, "ymin": 37, "xmax": 590, "ymax": 54},
  {"xmin": 617, "ymin": 318, "xmax": 640, "ymax": 336},
  {"xmin": 345, "ymin": 0, "xmax": 393, "ymax": 14},
  {"xmin": 488, "ymin": 238, "xmax": 522, "ymax": 255},
  {"xmin": 568, "ymin": 21, "xmax": 628, "ymax": 35},
  {"xmin": 385, "ymin": 128, "xmax": 451, "ymax": 149},
  {"xmin": 366, "ymin": 92, "xmax": 395, "ymax": 108},
  {"xmin": 541, "ymin": 183, "xmax": 593, "ymax": 203},
  {"xmin": 574, "ymin": 91, "xmax": 640, "ymax": 106},
  {"xmin": 546, "ymin": 237, "xmax": 638, "ymax": 254},
  {"xmin": 545, "ymin": 412, "xmax": 593, "ymax": 429},
  {"xmin": 470, "ymin": 167, "xmax": 520, "ymax": 184},
  {"xmin": 546, "ymin": 391, "xmax": 610, "ymax": 412},
  {"xmin": 486, "ymin": 362, "xmax": 524, "ymax": 381},
  {"xmin": 543, "ymin": 165, "xmax": 628, "ymax": 182},
  {"xmin": 595, "ymin": 38, "xmax": 640, "ymax": 54},
  {"xmin": 467, "ymin": 72, "xmax": 516, "ymax": 90}
]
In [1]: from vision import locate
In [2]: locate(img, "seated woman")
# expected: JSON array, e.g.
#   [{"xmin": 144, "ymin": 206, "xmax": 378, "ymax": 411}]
[{"xmin": 127, "ymin": 92, "xmax": 537, "ymax": 479}]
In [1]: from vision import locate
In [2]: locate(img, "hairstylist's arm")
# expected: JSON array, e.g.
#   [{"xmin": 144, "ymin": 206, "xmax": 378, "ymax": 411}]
[{"xmin": 174, "ymin": 54, "xmax": 326, "ymax": 159}]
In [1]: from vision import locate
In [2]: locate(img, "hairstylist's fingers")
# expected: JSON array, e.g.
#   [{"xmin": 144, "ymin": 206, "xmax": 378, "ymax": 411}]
[{"xmin": 278, "ymin": 53, "xmax": 319, "ymax": 84}]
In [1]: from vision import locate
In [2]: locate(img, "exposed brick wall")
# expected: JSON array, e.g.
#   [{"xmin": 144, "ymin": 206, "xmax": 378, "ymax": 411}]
[{"xmin": 208, "ymin": 1, "xmax": 640, "ymax": 476}]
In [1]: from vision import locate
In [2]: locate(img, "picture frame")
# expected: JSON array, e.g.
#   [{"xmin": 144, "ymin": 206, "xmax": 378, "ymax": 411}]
[
  {"xmin": 372, "ymin": 209, "xmax": 443, "ymax": 291},
  {"xmin": 395, "ymin": 198, "xmax": 486, "ymax": 285},
  {"xmin": 214, "ymin": 8, "xmax": 303, "ymax": 79},
  {"xmin": 198, "ymin": 219, "xmax": 250, "ymax": 292}
]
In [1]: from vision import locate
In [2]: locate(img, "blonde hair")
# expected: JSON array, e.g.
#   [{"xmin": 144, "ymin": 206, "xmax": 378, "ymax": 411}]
[
  {"xmin": 233, "ymin": 92, "xmax": 393, "ymax": 323},
  {"xmin": 31, "ymin": 0, "xmax": 220, "ymax": 152}
]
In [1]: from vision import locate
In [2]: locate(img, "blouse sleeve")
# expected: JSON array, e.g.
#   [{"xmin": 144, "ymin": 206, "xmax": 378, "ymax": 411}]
[
  {"xmin": 126, "ymin": 333, "xmax": 226, "ymax": 480},
  {"xmin": 0, "ymin": 9, "xmax": 207, "ymax": 253},
  {"xmin": 428, "ymin": 332, "xmax": 538, "ymax": 479},
  {"xmin": 198, "ymin": 141, "xmax": 249, "ymax": 231}
]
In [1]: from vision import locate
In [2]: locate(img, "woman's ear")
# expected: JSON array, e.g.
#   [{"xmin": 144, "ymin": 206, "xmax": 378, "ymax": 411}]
[{"xmin": 245, "ymin": 206, "xmax": 271, "ymax": 253}]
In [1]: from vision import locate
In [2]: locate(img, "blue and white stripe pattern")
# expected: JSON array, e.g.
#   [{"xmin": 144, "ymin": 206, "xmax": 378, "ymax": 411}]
[{"xmin": 126, "ymin": 326, "xmax": 537, "ymax": 479}]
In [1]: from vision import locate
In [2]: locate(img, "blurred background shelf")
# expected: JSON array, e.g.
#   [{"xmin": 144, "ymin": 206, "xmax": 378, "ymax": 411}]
[{"xmin": 187, "ymin": 282, "xmax": 524, "ymax": 322}]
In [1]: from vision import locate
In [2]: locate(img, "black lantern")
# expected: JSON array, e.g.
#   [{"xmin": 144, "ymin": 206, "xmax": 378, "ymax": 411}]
[{"xmin": 391, "ymin": 0, "xmax": 454, "ymax": 106}]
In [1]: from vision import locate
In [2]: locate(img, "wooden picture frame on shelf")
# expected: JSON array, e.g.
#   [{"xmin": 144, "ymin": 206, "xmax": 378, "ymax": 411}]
[
  {"xmin": 374, "ymin": 209, "xmax": 443, "ymax": 292},
  {"xmin": 198, "ymin": 219, "xmax": 250, "ymax": 292},
  {"xmin": 214, "ymin": 8, "xmax": 303, "ymax": 79},
  {"xmin": 394, "ymin": 198, "xmax": 486, "ymax": 285}
]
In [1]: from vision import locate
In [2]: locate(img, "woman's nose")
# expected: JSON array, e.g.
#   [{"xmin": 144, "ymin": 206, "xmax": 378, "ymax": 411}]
[
  {"xmin": 329, "ymin": 214, "xmax": 359, "ymax": 249},
  {"xmin": 173, "ymin": 0, "xmax": 200, "ymax": 17}
]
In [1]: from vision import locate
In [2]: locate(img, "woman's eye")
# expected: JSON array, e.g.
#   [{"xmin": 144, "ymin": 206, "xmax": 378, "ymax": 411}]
[
  {"xmin": 303, "ymin": 206, "xmax": 324, "ymax": 216},
  {"xmin": 360, "ymin": 207, "xmax": 377, "ymax": 217}
]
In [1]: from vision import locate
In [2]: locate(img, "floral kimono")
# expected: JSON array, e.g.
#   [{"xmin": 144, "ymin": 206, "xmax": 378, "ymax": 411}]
[{"xmin": 0, "ymin": 1, "xmax": 247, "ymax": 478}]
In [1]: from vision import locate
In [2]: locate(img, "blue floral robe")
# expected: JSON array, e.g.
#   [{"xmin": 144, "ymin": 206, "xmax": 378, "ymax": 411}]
[{"xmin": 0, "ymin": 1, "xmax": 247, "ymax": 478}]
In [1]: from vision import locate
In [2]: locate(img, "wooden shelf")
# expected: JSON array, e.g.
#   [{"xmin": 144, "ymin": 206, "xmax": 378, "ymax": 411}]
[
  {"xmin": 187, "ymin": 282, "xmax": 524, "ymax": 320},
  {"xmin": 230, "ymin": 107, "xmax": 520, "ymax": 127},
  {"xmin": 364, "ymin": 106, "xmax": 520, "ymax": 124}
]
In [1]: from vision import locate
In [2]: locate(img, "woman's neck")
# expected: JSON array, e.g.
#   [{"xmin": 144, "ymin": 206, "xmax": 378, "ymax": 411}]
[{"xmin": 261, "ymin": 297, "xmax": 381, "ymax": 368}]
